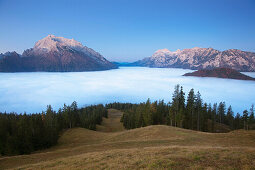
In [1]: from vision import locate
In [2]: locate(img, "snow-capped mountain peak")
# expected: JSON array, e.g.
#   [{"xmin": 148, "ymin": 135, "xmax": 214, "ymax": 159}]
[
  {"xmin": 152, "ymin": 48, "xmax": 182, "ymax": 58},
  {"xmin": 33, "ymin": 35, "xmax": 83, "ymax": 53},
  {"xmin": 1, "ymin": 35, "xmax": 117, "ymax": 72},
  {"xmin": 22, "ymin": 35, "xmax": 108, "ymax": 62},
  {"xmin": 155, "ymin": 48, "xmax": 171, "ymax": 53},
  {"xmin": 152, "ymin": 49, "xmax": 171, "ymax": 58}
]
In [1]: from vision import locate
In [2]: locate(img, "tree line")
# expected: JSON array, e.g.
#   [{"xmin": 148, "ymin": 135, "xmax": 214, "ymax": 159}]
[
  {"xmin": 1, "ymin": 85, "xmax": 254, "ymax": 156},
  {"xmin": 0, "ymin": 101, "xmax": 107, "ymax": 155},
  {"xmin": 107, "ymin": 85, "xmax": 255, "ymax": 132}
]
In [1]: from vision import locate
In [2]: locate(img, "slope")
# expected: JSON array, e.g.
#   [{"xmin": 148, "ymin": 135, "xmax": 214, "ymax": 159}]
[
  {"xmin": 0, "ymin": 109, "xmax": 255, "ymax": 169},
  {"xmin": 134, "ymin": 47, "xmax": 255, "ymax": 72},
  {"xmin": 0, "ymin": 35, "xmax": 117, "ymax": 72}
]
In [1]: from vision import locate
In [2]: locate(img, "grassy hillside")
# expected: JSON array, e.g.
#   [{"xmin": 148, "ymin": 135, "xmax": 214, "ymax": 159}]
[{"xmin": 0, "ymin": 109, "xmax": 255, "ymax": 169}]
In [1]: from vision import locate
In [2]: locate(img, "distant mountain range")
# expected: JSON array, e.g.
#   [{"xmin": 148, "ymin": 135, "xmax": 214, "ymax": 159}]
[
  {"xmin": 133, "ymin": 47, "xmax": 255, "ymax": 72},
  {"xmin": 1, "ymin": 38, "xmax": 255, "ymax": 72},
  {"xmin": 0, "ymin": 35, "xmax": 117, "ymax": 72},
  {"xmin": 183, "ymin": 68, "xmax": 255, "ymax": 81}
]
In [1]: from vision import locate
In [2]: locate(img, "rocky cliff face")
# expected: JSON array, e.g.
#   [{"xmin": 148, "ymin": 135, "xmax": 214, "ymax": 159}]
[
  {"xmin": 134, "ymin": 47, "xmax": 255, "ymax": 72},
  {"xmin": 183, "ymin": 68, "xmax": 255, "ymax": 81},
  {"xmin": 0, "ymin": 35, "xmax": 117, "ymax": 72}
]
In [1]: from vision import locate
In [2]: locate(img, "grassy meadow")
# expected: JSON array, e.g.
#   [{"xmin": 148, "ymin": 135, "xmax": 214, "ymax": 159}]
[{"xmin": 0, "ymin": 109, "xmax": 255, "ymax": 169}]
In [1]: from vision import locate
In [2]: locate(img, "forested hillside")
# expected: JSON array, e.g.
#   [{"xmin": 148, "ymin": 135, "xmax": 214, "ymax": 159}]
[
  {"xmin": 0, "ymin": 102, "xmax": 107, "ymax": 155},
  {"xmin": 107, "ymin": 85, "xmax": 255, "ymax": 132},
  {"xmin": 1, "ymin": 85, "xmax": 254, "ymax": 156}
]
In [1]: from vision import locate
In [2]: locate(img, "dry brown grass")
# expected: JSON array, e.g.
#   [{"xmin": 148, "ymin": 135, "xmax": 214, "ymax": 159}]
[
  {"xmin": 0, "ymin": 109, "xmax": 255, "ymax": 169},
  {"xmin": 13, "ymin": 146, "xmax": 255, "ymax": 170}
]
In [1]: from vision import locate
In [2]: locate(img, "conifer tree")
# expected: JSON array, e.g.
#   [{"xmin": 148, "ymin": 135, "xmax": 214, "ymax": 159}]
[
  {"xmin": 186, "ymin": 88, "xmax": 195, "ymax": 129},
  {"xmin": 201, "ymin": 103, "xmax": 208, "ymax": 131},
  {"xmin": 211, "ymin": 103, "xmax": 217, "ymax": 132},
  {"xmin": 248, "ymin": 104, "xmax": 254, "ymax": 129},
  {"xmin": 217, "ymin": 102, "xmax": 226, "ymax": 124},
  {"xmin": 234, "ymin": 113, "xmax": 241, "ymax": 129},
  {"xmin": 171, "ymin": 84, "xmax": 180, "ymax": 126},
  {"xmin": 226, "ymin": 105, "xmax": 234, "ymax": 129},
  {"xmin": 243, "ymin": 110, "xmax": 249, "ymax": 130},
  {"xmin": 195, "ymin": 91, "xmax": 202, "ymax": 131}
]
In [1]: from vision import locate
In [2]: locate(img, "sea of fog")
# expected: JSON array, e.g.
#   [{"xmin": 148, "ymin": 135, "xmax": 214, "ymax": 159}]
[{"xmin": 0, "ymin": 67, "xmax": 254, "ymax": 114}]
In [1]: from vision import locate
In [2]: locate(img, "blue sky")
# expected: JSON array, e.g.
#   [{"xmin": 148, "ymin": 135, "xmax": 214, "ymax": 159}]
[{"xmin": 0, "ymin": 0, "xmax": 255, "ymax": 62}]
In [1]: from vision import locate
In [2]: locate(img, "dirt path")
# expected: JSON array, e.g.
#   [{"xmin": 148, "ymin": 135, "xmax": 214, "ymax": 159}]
[{"xmin": 96, "ymin": 109, "xmax": 125, "ymax": 132}]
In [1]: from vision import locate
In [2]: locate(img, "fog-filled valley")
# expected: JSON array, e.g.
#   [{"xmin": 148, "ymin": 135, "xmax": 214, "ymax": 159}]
[{"xmin": 0, "ymin": 67, "xmax": 254, "ymax": 114}]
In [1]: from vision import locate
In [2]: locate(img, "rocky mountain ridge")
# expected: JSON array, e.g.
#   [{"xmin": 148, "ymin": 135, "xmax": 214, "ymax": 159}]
[
  {"xmin": 0, "ymin": 35, "xmax": 117, "ymax": 72},
  {"xmin": 134, "ymin": 47, "xmax": 255, "ymax": 72}
]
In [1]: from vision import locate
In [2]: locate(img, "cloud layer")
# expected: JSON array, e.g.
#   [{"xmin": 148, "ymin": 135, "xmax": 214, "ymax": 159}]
[{"xmin": 0, "ymin": 67, "xmax": 254, "ymax": 114}]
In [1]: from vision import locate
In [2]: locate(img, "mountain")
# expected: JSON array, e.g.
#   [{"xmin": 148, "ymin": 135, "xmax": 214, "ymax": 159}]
[
  {"xmin": 0, "ymin": 35, "xmax": 117, "ymax": 72},
  {"xmin": 134, "ymin": 47, "xmax": 255, "ymax": 72},
  {"xmin": 183, "ymin": 68, "xmax": 255, "ymax": 81}
]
